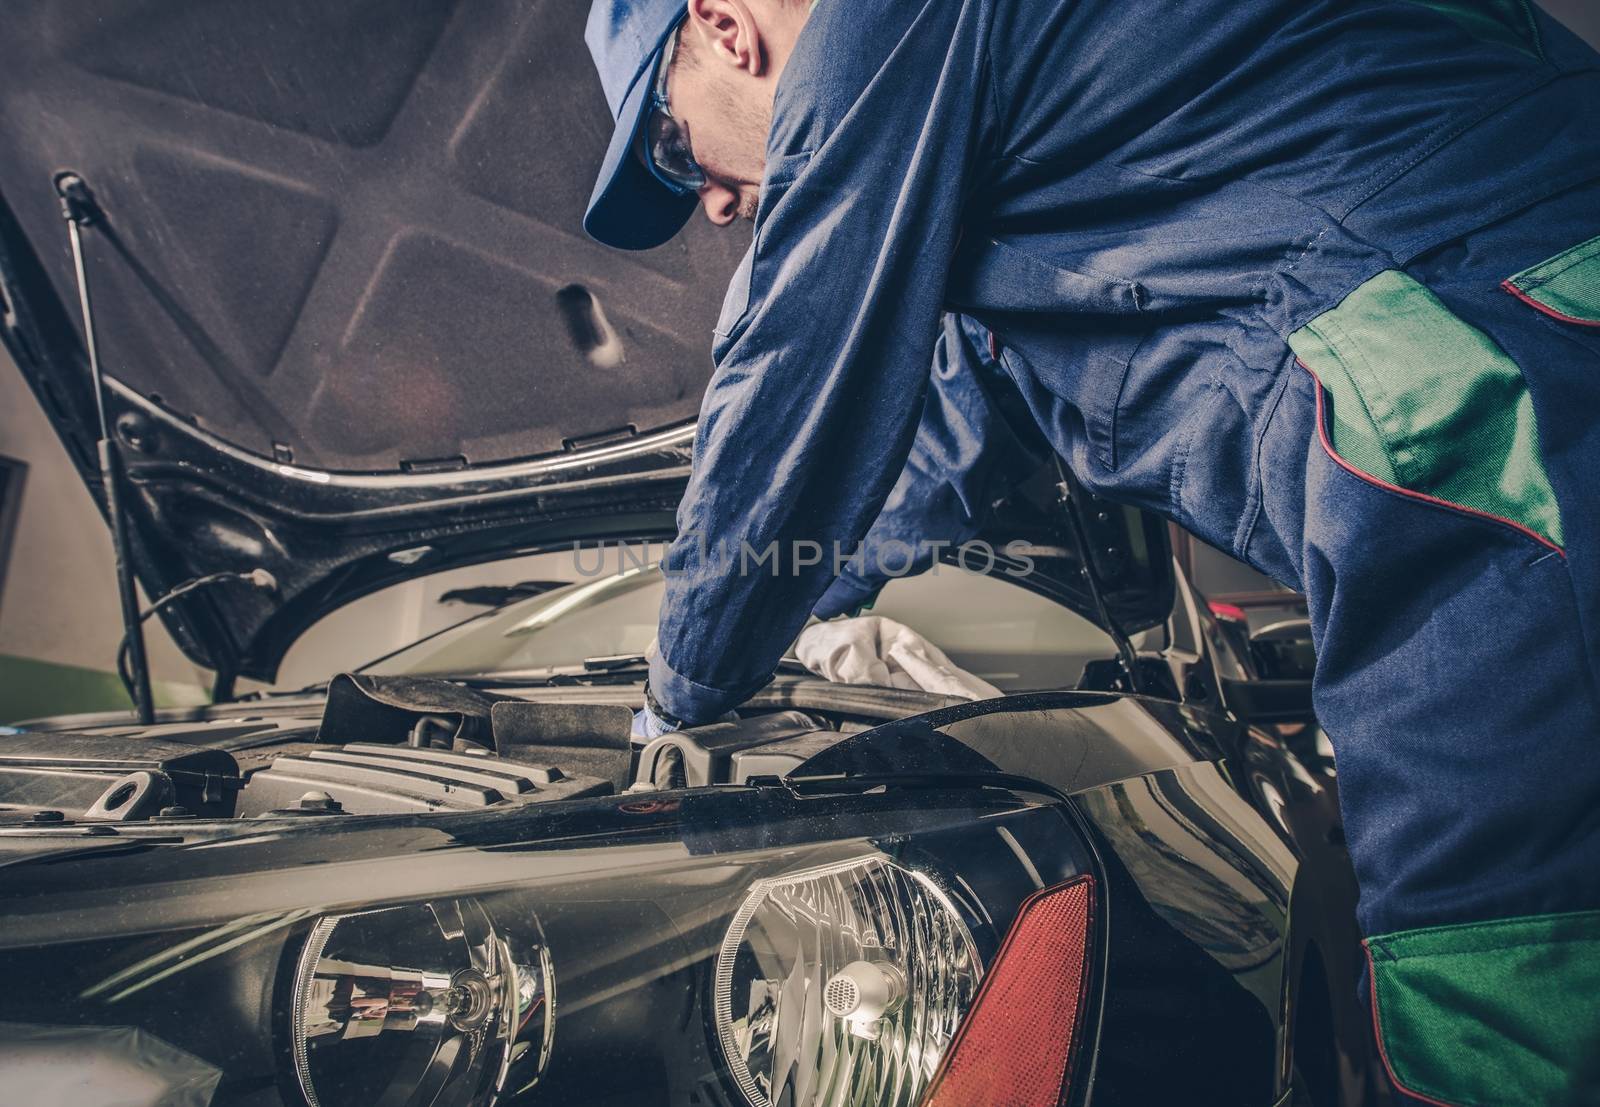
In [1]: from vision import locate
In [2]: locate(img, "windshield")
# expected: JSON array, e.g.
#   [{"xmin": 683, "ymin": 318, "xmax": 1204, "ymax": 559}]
[{"xmin": 364, "ymin": 562, "xmax": 1120, "ymax": 692}]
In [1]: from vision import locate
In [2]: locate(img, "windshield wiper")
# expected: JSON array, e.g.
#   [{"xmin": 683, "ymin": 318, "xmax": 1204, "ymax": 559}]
[
  {"xmin": 580, "ymin": 653, "xmax": 648, "ymax": 671},
  {"xmin": 438, "ymin": 655, "xmax": 814, "ymax": 688},
  {"xmin": 428, "ymin": 658, "xmax": 649, "ymax": 687},
  {"xmin": 765, "ymin": 768, "xmax": 1072, "ymax": 807},
  {"xmin": 471, "ymin": 655, "xmax": 648, "ymax": 681}
]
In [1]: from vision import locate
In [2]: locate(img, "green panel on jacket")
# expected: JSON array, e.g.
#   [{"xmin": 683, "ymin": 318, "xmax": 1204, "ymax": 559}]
[
  {"xmin": 1505, "ymin": 233, "xmax": 1600, "ymax": 325},
  {"xmin": 1289, "ymin": 268, "xmax": 1563, "ymax": 548},
  {"xmin": 1405, "ymin": 1, "xmax": 1543, "ymax": 58},
  {"xmin": 1367, "ymin": 909, "xmax": 1600, "ymax": 1106}
]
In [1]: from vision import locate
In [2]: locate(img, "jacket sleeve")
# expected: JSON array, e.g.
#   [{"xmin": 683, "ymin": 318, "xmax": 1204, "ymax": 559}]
[
  {"xmin": 813, "ymin": 314, "xmax": 1026, "ymax": 619},
  {"xmin": 648, "ymin": 0, "xmax": 997, "ymax": 722}
]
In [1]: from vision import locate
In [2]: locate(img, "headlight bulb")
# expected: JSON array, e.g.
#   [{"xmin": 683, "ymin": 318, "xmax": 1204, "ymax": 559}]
[
  {"xmin": 823, "ymin": 960, "xmax": 905, "ymax": 1038},
  {"xmin": 288, "ymin": 899, "xmax": 552, "ymax": 1107},
  {"xmin": 713, "ymin": 855, "xmax": 982, "ymax": 1107}
]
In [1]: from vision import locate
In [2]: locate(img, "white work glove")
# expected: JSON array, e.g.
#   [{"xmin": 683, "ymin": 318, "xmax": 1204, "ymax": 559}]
[
  {"xmin": 632, "ymin": 640, "xmax": 738, "ymax": 739},
  {"xmin": 631, "ymin": 704, "xmax": 679, "ymax": 740},
  {"xmin": 632, "ymin": 637, "xmax": 682, "ymax": 740},
  {"xmin": 793, "ymin": 615, "xmax": 1002, "ymax": 700}
]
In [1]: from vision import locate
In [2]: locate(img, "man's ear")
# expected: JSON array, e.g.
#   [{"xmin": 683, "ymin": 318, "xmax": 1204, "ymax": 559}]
[{"xmin": 685, "ymin": 0, "xmax": 764, "ymax": 77}]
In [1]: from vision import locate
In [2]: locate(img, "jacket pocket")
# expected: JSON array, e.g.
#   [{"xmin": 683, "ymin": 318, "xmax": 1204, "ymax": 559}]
[
  {"xmin": 950, "ymin": 236, "xmax": 1147, "ymax": 471},
  {"xmin": 1365, "ymin": 909, "xmax": 1600, "ymax": 1107},
  {"xmin": 1289, "ymin": 269, "xmax": 1564, "ymax": 551},
  {"xmin": 1501, "ymin": 232, "xmax": 1600, "ymax": 327}
]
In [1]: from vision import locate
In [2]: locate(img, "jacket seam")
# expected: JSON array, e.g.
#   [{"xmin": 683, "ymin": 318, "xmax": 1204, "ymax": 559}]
[
  {"xmin": 1502, "ymin": 279, "xmax": 1600, "ymax": 327},
  {"xmin": 980, "ymin": 0, "xmax": 1008, "ymax": 159},
  {"xmin": 1168, "ymin": 383, "xmax": 1202, "ymax": 529},
  {"xmin": 1337, "ymin": 68, "xmax": 1559, "ymax": 224},
  {"xmin": 1392, "ymin": 161, "xmax": 1600, "ymax": 265},
  {"xmin": 975, "ymin": 234, "xmax": 1147, "ymax": 295},
  {"xmin": 1371, "ymin": 936, "xmax": 1600, "ymax": 960},
  {"xmin": 654, "ymin": 645, "xmax": 770, "ymax": 705},
  {"xmin": 1366, "ymin": 907, "xmax": 1600, "ymax": 946},
  {"xmin": 1236, "ymin": 356, "xmax": 1294, "ymax": 557},
  {"xmin": 1518, "ymin": 0, "xmax": 1546, "ymax": 61},
  {"xmin": 1100, "ymin": 328, "xmax": 1156, "ymax": 473}
]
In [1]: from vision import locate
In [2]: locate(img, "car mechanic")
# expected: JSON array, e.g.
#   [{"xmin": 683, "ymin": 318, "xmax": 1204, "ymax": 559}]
[{"xmin": 580, "ymin": 0, "xmax": 1600, "ymax": 1101}]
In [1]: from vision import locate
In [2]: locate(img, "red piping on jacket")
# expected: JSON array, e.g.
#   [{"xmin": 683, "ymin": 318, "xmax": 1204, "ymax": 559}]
[
  {"xmin": 1299, "ymin": 360, "xmax": 1566, "ymax": 558},
  {"xmin": 1364, "ymin": 943, "xmax": 1462, "ymax": 1107},
  {"xmin": 1500, "ymin": 278, "xmax": 1600, "ymax": 328}
]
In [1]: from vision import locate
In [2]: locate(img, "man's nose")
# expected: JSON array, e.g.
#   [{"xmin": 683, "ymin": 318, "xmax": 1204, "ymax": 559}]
[{"xmin": 698, "ymin": 182, "xmax": 739, "ymax": 227}]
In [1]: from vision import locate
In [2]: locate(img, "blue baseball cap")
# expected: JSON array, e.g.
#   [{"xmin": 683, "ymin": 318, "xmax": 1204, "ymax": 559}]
[{"xmin": 584, "ymin": 0, "xmax": 697, "ymax": 250}]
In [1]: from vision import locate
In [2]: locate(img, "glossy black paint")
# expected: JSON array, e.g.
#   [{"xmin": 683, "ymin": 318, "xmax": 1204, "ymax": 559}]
[
  {"xmin": 784, "ymin": 688, "xmax": 1371, "ymax": 1104},
  {"xmin": 0, "ymin": 660, "xmax": 1371, "ymax": 1106},
  {"xmin": 0, "ymin": 780, "xmax": 1086, "ymax": 1101}
]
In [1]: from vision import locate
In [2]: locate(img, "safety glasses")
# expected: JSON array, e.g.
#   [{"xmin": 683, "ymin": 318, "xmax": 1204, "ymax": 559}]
[{"xmin": 641, "ymin": 28, "xmax": 707, "ymax": 195}]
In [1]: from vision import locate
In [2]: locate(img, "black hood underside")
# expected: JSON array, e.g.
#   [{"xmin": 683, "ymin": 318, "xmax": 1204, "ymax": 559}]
[
  {"xmin": 0, "ymin": 0, "xmax": 749, "ymax": 474},
  {"xmin": 0, "ymin": 0, "xmax": 755, "ymax": 679}
]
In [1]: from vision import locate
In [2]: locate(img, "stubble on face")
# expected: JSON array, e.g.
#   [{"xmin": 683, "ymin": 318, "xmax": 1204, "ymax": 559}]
[
  {"xmin": 719, "ymin": 94, "xmax": 769, "ymax": 221},
  {"xmin": 671, "ymin": 46, "xmax": 773, "ymax": 224},
  {"xmin": 702, "ymin": 95, "xmax": 769, "ymax": 220}
]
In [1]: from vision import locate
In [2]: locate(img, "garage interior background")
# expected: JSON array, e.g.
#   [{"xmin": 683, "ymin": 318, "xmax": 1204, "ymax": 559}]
[{"xmin": 2, "ymin": 0, "xmax": 1596, "ymax": 722}]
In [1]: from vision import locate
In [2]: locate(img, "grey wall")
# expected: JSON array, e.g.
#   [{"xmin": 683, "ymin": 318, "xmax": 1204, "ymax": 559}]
[
  {"xmin": 0, "ymin": 345, "xmax": 209, "ymax": 716},
  {"xmin": 1540, "ymin": 0, "xmax": 1600, "ymax": 45},
  {"xmin": 0, "ymin": 340, "xmax": 619, "ymax": 704}
]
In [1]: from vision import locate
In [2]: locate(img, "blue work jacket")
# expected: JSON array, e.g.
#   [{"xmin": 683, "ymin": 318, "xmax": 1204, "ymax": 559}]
[{"xmin": 650, "ymin": 0, "xmax": 1600, "ymax": 725}]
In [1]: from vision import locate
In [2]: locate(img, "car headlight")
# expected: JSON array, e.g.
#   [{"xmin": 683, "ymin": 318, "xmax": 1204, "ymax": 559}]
[
  {"xmin": 0, "ymin": 793, "xmax": 1095, "ymax": 1106},
  {"xmin": 290, "ymin": 898, "xmax": 551, "ymax": 1107},
  {"xmin": 714, "ymin": 854, "xmax": 981, "ymax": 1107}
]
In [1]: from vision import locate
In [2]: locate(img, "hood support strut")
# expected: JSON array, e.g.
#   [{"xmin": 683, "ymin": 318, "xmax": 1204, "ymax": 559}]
[
  {"xmin": 55, "ymin": 172, "xmax": 154, "ymax": 724},
  {"xmin": 1053, "ymin": 458, "xmax": 1143, "ymax": 694}
]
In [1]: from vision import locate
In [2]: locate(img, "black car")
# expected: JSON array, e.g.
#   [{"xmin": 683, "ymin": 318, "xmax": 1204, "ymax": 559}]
[{"xmin": 0, "ymin": 2, "xmax": 1377, "ymax": 1104}]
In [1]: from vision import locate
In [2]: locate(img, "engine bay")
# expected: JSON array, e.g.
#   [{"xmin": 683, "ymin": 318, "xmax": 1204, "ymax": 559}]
[{"xmin": 0, "ymin": 675, "xmax": 943, "ymax": 827}]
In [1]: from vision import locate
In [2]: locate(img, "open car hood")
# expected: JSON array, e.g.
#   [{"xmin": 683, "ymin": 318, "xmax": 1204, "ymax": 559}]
[{"xmin": 0, "ymin": 0, "xmax": 1172, "ymax": 683}]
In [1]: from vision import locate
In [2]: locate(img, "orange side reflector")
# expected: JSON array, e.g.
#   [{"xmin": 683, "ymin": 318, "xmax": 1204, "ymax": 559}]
[{"xmin": 923, "ymin": 876, "xmax": 1095, "ymax": 1107}]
